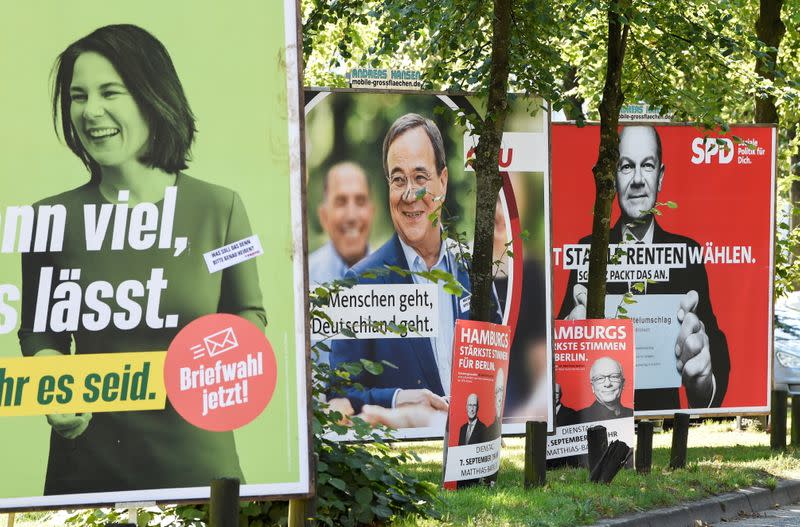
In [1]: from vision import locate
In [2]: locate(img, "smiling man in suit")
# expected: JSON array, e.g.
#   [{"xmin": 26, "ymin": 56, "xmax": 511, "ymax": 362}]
[{"xmin": 330, "ymin": 113, "xmax": 500, "ymax": 415}]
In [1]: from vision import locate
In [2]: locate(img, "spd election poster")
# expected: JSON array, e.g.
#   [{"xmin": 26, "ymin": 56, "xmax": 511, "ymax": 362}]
[
  {"xmin": 443, "ymin": 320, "xmax": 512, "ymax": 489},
  {"xmin": 552, "ymin": 123, "xmax": 775, "ymax": 416},
  {"xmin": 547, "ymin": 320, "xmax": 635, "ymax": 461},
  {"xmin": 305, "ymin": 89, "xmax": 553, "ymax": 438},
  {"xmin": 0, "ymin": 0, "xmax": 310, "ymax": 510}
]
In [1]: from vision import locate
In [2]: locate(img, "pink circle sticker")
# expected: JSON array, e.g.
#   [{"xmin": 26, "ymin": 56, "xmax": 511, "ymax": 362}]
[{"xmin": 164, "ymin": 314, "xmax": 277, "ymax": 431}]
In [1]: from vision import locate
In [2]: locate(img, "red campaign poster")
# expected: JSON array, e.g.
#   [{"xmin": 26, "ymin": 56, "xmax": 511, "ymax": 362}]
[
  {"xmin": 443, "ymin": 320, "xmax": 512, "ymax": 490},
  {"xmin": 547, "ymin": 319, "xmax": 635, "ymax": 460},
  {"xmin": 551, "ymin": 124, "xmax": 775, "ymax": 416}
]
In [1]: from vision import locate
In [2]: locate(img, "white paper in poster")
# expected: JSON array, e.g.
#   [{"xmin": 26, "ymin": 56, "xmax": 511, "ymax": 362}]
[
  {"xmin": 547, "ymin": 418, "xmax": 634, "ymax": 460},
  {"xmin": 605, "ymin": 294, "xmax": 683, "ymax": 390},
  {"xmin": 443, "ymin": 438, "xmax": 502, "ymax": 481},
  {"xmin": 311, "ymin": 284, "xmax": 439, "ymax": 340}
]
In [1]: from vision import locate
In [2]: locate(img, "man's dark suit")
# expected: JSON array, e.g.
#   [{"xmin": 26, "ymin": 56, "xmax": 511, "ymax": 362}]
[
  {"xmin": 557, "ymin": 220, "xmax": 730, "ymax": 410},
  {"xmin": 578, "ymin": 400, "xmax": 634, "ymax": 422},
  {"xmin": 556, "ymin": 404, "xmax": 579, "ymax": 427},
  {"xmin": 458, "ymin": 418, "xmax": 488, "ymax": 445},
  {"xmin": 484, "ymin": 418, "xmax": 501, "ymax": 443},
  {"xmin": 455, "ymin": 416, "xmax": 489, "ymax": 489},
  {"xmin": 330, "ymin": 234, "xmax": 501, "ymax": 412}
]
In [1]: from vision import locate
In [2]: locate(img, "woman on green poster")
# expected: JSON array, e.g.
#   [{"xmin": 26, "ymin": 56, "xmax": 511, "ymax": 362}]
[{"xmin": 18, "ymin": 24, "xmax": 266, "ymax": 494}]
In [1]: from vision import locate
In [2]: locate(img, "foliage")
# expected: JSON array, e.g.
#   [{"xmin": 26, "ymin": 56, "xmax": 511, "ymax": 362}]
[{"xmin": 775, "ymin": 213, "xmax": 800, "ymax": 299}]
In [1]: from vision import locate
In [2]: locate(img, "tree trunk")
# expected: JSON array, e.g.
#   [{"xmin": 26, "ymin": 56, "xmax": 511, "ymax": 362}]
[
  {"xmin": 469, "ymin": 0, "xmax": 512, "ymax": 322},
  {"xmin": 754, "ymin": 0, "xmax": 785, "ymax": 124},
  {"xmin": 586, "ymin": 0, "xmax": 629, "ymax": 319},
  {"xmin": 563, "ymin": 65, "xmax": 586, "ymax": 122}
]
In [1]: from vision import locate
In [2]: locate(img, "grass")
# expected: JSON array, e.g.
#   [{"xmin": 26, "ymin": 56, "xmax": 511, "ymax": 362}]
[
  {"xmin": 4, "ymin": 420, "xmax": 798, "ymax": 527},
  {"xmin": 389, "ymin": 419, "xmax": 800, "ymax": 527}
]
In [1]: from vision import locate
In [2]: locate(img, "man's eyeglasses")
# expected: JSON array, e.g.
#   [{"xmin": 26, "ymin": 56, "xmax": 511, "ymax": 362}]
[
  {"xmin": 591, "ymin": 373, "xmax": 623, "ymax": 385},
  {"xmin": 388, "ymin": 174, "xmax": 433, "ymax": 193}
]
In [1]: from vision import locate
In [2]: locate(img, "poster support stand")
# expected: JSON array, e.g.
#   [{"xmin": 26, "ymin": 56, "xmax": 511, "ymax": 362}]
[
  {"xmin": 524, "ymin": 421, "xmax": 546, "ymax": 488},
  {"xmin": 669, "ymin": 413, "xmax": 690, "ymax": 469},
  {"xmin": 288, "ymin": 498, "xmax": 306, "ymax": 527},
  {"xmin": 771, "ymin": 390, "xmax": 788, "ymax": 450},
  {"xmin": 209, "ymin": 478, "xmax": 239, "ymax": 527},
  {"xmin": 7, "ymin": 513, "xmax": 14, "ymax": 527},
  {"xmin": 635, "ymin": 421, "xmax": 654, "ymax": 474}
]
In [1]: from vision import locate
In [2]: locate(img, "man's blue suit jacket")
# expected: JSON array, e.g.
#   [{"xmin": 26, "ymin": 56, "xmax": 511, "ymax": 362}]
[{"xmin": 329, "ymin": 234, "xmax": 501, "ymax": 412}]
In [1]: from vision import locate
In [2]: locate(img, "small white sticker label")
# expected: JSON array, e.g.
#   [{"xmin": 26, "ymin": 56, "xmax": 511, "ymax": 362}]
[{"xmin": 204, "ymin": 235, "xmax": 263, "ymax": 273}]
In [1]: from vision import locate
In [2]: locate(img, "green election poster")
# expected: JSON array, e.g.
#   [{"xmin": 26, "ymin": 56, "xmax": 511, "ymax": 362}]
[{"xmin": 0, "ymin": 0, "xmax": 310, "ymax": 509}]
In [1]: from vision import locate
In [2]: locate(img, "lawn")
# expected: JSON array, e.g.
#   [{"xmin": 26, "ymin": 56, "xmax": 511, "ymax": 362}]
[
  {"xmin": 389, "ymin": 420, "xmax": 800, "ymax": 527},
  {"xmin": 4, "ymin": 420, "xmax": 799, "ymax": 527}
]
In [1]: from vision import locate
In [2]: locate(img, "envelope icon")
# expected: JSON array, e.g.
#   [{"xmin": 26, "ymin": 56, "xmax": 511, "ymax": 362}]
[{"xmin": 204, "ymin": 327, "xmax": 238, "ymax": 357}]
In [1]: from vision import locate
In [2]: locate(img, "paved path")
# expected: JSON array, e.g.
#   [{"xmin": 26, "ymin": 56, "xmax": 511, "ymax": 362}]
[{"xmin": 711, "ymin": 502, "xmax": 800, "ymax": 526}]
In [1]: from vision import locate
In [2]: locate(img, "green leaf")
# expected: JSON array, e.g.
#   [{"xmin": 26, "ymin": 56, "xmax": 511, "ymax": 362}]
[
  {"xmin": 443, "ymin": 282, "xmax": 464, "ymax": 296},
  {"xmin": 373, "ymin": 504, "xmax": 393, "ymax": 518},
  {"xmin": 328, "ymin": 477, "xmax": 347, "ymax": 491},
  {"xmin": 385, "ymin": 265, "xmax": 409, "ymax": 276},
  {"xmin": 354, "ymin": 486, "xmax": 373, "ymax": 505},
  {"xmin": 361, "ymin": 359, "xmax": 384, "ymax": 375}
]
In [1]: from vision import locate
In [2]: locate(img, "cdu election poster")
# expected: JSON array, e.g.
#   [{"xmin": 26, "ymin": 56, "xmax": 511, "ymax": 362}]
[
  {"xmin": 0, "ymin": 0, "xmax": 311, "ymax": 510},
  {"xmin": 305, "ymin": 89, "xmax": 553, "ymax": 439},
  {"xmin": 552, "ymin": 123, "xmax": 775, "ymax": 416},
  {"xmin": 443, "ymin": 320, "xmax": 512, "ymax": 489}
]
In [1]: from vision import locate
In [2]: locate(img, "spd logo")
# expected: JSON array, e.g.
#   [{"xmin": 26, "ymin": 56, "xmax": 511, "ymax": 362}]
[{"xmin": 690, "ymin": 137, "xmax": 733, "ymax": 164}]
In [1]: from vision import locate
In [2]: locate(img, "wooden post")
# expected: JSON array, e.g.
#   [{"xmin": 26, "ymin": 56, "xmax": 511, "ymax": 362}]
[
  {"xmin": 771, "ymin": 390, "xmax": 787, "ymax": 451},
  {"xmin": 8, "ymin": 513, "xmax": 15, "ymax": 527},
  {"xmin": 635, "ymin": 420, "xmax": 654, "ymax": 474},
  {"xmin": 669, "ymin": 413, "xmax": 690, "ymax": 470},
  {"xmin": 586, "ymin": 425, "xmax": 607, "ymax": 473},
  {"xmin": 524, "ymin": 421, "xmax": 547, "ymax": 488},
  {"xmin": 792, "ymin": 396, "xmax": 800, "ymax": 446},
  {"xmin": 288, "ymin": 499, "xmax": 306, "ymax": 527},
  {"xmin": 209, "ymin": 478, "xmax": 240, "ymax": 527}
]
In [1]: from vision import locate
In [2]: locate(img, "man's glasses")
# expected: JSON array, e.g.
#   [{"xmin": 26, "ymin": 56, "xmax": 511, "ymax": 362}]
[
  {"xmin": 388, "ymin": 174, "xmax": 433, "ymax": 193},
  {"xmin": 591, "ymin": 373, "xmax": 623, "ymax": 385}
]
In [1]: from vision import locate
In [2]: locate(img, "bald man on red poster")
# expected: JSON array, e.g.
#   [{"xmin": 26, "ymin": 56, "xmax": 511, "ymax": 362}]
[
  {"xmin": 443, "ymin": 320, "xmax": 511, "ymax": 490},
  {"xmin": 547, "ymin": 319, "xmax": 635, "ymax": 461},
  {"xmin": 552, "ymin": 124, "xmax": 774, "ymax": 416}
]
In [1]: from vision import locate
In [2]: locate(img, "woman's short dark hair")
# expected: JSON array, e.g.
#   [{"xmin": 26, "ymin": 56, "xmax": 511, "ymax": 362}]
[{"xmin": 52, "ymin": 24, "xmax": 196, "ymax": 180}]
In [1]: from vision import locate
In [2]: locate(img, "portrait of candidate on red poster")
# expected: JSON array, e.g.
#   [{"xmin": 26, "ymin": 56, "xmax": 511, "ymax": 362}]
[
  {"xmin": 443, "ymin": 320, "xmax": 511, "ymax": 490},
  {"xmin": 551, "ymin": 123, "xmax": 775, "ymax": 416},
  {"xmin": 547, "ymin": 319, "xmax": 635, "ymax": 460}
]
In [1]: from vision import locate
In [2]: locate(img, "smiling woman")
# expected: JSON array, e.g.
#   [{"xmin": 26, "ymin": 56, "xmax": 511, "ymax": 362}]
[
  {"xmin": 67, "ymin": 52, "xmax": 151, "ymax": 171},
  {"xmin": 17, "ymin": 24, "xmax": 267, "ymax": 495}
]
